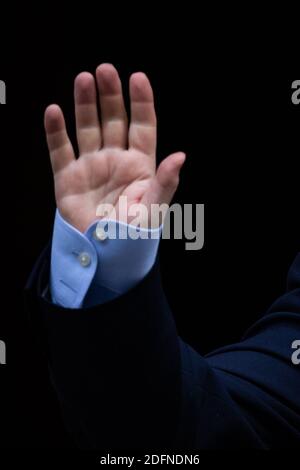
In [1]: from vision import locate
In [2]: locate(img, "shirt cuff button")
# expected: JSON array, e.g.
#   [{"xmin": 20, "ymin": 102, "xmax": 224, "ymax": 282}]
[
  {"xmin": 93, "ymin": 226, "xmax": 107, "ymax": 241},
  {"xmin": 78, "ymin": 252, "xmax": 92, "ymax": 267}
]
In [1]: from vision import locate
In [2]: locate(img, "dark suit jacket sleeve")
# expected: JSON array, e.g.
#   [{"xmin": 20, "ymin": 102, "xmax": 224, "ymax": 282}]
[{"xmin": 24, "ymin": 245, "xmax": 300, "ymax": 450}]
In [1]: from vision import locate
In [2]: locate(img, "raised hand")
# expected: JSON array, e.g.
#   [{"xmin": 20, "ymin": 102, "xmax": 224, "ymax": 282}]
[{"xmin": 44, "ymin": 64, "xmax": 185, "ymax": 233}]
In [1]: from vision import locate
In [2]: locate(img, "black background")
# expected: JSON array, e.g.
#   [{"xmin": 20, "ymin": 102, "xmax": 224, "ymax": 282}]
[{"xmin": 0, "ymin": 9, "xmax": 299, "ymax": 450}]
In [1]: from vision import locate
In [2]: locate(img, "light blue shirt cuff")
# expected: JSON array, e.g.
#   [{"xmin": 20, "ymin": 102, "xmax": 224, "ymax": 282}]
[{"xmin": 50, "ymin": 210, "xmax": 161, "ymax": 309}]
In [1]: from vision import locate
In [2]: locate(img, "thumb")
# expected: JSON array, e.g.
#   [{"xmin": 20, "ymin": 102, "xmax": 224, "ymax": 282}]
[{"xmin": 142, "ymin": 152, "xmax": 186, "ymax": 207}]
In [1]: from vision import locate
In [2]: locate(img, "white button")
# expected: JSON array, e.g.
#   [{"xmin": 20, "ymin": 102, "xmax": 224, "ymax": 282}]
[
  {"xmin": 93, "ymin": 226, "xmax": 107, "ymax": 241},
  {"xmin": 78, "ymin": 252, "xmax": 91, "ymax": 267}
]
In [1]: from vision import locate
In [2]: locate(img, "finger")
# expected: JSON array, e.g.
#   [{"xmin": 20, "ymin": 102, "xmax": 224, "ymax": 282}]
[
  {"xmin": 75, "ymin": 72, "xmax": 102, "ymax": 154},
  {"xmin": 129, "ymin": 72, "xmax": 157, "ymax": 157},
  {"xmin": 142, "ymin": 153, "xmax": 186, "ymax": 207},
  {"xmin": 44, "ymin": 105, "xmax": 75, "ymax": 173},
  {"xmin": 96, "ymin": 63, "xmax": 128, "ymax": 148}
]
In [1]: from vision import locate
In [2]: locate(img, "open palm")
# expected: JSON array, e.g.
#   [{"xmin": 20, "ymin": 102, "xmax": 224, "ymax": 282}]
[{"xmin": 45, "ymin": 64, "xmax": 185, "ymax": 233}]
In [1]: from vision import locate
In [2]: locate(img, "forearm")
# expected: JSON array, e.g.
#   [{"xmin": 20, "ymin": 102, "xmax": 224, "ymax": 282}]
[
  {"xmin": 25, "ymin": 247, "xmax": 300, "ymax": 449},
  {"xmin": 26, "ymin": 252, "xmax": 181, "ymax": 450}
]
